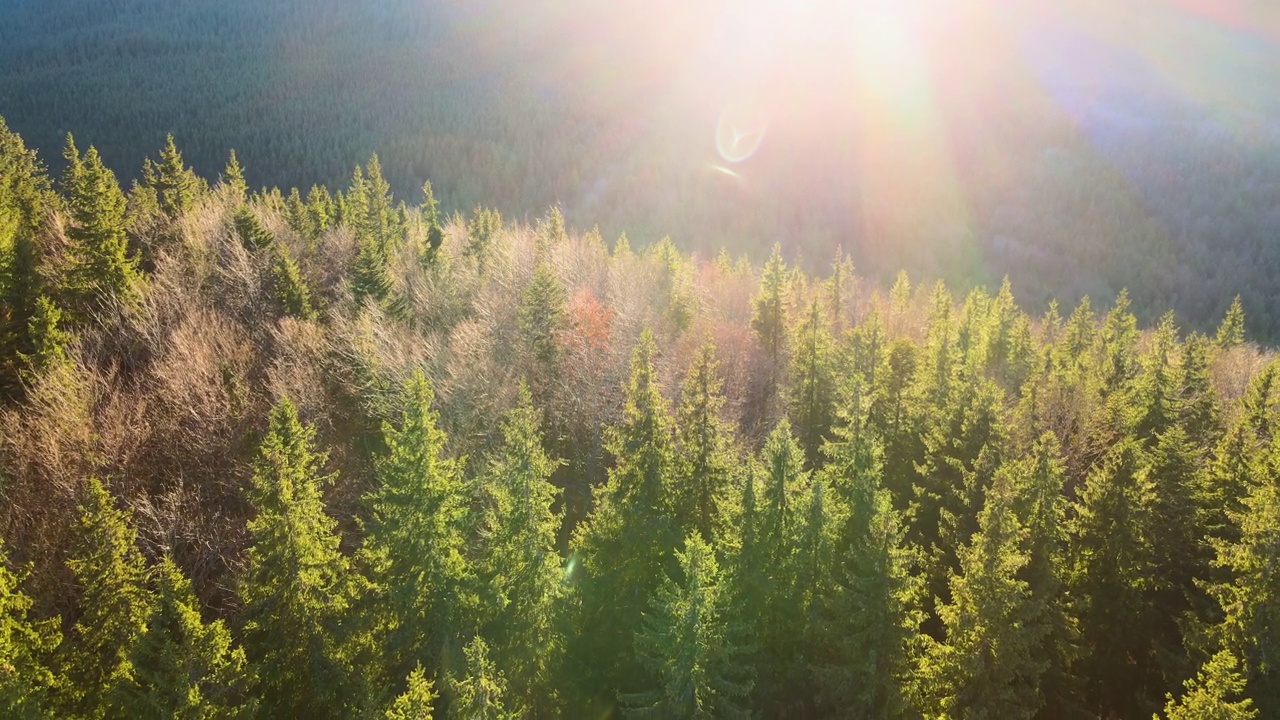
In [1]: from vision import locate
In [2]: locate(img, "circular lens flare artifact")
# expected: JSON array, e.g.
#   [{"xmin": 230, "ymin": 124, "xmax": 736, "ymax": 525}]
[{"xmin": 715, "ymin": 103, "xmax": 768, "ymax": 164}]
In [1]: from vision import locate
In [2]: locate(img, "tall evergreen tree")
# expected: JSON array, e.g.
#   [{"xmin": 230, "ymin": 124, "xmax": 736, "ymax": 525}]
[
  {"xmin": 143, "ymin": 134, "xmax": 200, "ymax": 219},
  {"xmin": 1216, "ymin": 296, "xmax": 1246, "ymax": 350},
  {"xmin": 351, "ymin": 232, "xmax": 395, "ymax": 310},
  {"xmin": 117, "ymin": 557, "xmax": 249, "ymax": 719},
  {"xmin": 420, "ymin": 180, "xmax": 444, "ymax": 265},
  {"xmin": 1070, "ymin": 440, "xmax": 1164, "ymax": 718},
  {"xmin": 220, "ymin": 150, "xmax": 246, "ymax": 201},
  {"xmin": 1160, "ymin": 650, "xmax": 1258, "ymax": 720},
  {"xmin": 231, "ymin": 206, "xmax": 272, "ymax": 252},
  {"xmin": 1208, "ymin": 443, "xmax": 1280, "ymax": 715},
  {"xmin": 270, "ymin": 242, "xmax": 316, "ymax": 321},
  {"xmin": 916, "ymin": 472, "xmax": 1049, "ymax": 720},
  {"xmin": 673, "ymin": 340, "xmax": 737, "ymax": 543},
  {"xmin": 570, "ymin": 329, "xmax": 679, "ymax": 702},
  {"xmin": 816, "ymin": 376, "xmax": 919, "ymax": 717},
  {"xmin": 360, "ymin": 371, "xmax": 474, "ymax": 683},
  {"xmin": 517, "ymin": 262, "xmax": 568, "ymax": 401},
  {"xmin": 622, "ymin": 534, "xmax": 753, "ymax": 719},
  {"xmin": 0, "ymin": 542, "xmax": 60, "ymax": 719},
  {"xmin": 59, "ymin": 478, "xmax": 155, "ymax": 719},
  {"xmin": 751, "ymin": 244, "xmax": 789, "ymax": 417},
  {"xmin": 789, "ymin": 296, "xmax": 837, "ymax": 469},
  {"xmin": 384, "ymin": 665, "xmax": 436, "ymax": 720},
  {"xmin": 0, "ymin": 116, "xmax": 53, "ymax": 397},
  {"xmin": 446, "ymin": 636, "xmax": 517, "ymax": 720},
  {"xmin": 61, "ymin": 136, "xmax": 143, "ymax": 313},
  {"xmin": 238, "ymin": 399, "xmax": 361, "ymax": 719},
  {"xmin": 476, "ymin": 387, "xmax": 564, "ymax": 715}
]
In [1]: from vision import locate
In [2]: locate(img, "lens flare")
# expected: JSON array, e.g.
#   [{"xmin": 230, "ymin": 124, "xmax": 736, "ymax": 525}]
[{"xmin": 715, "ymin": 103, "xmax": 768, "ymax": 163}]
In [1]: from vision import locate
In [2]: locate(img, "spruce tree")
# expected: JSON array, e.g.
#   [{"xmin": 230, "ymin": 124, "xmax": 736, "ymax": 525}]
[
  {"xmin": 751, "ymin": 244, "xmax": 788, "ymax": 415},
  {"xmin": 351, "ymin": 232, "xmax": 395, "ymax": 309},
  {"xmin": 1070, "ymin": 440, "xmax": 1163, "ymax": 717},
  {"xmin": 307, "ymin": 185, "xmax": 333, "ymax": 237},
  {"xmin": 144, "ymin": 134, "xmax": 199, "ymax": 219},
  {"xmin": 673, "ymin": 340, "xmax": 737, "ymax": 543},
  {"xmin": 517, "ymin": 262, "xmax": 568, "ymax": 401},
  {"xmin": 385, "ymin": 665, "xmax": 436, "ymax": 720},
  {"xmin": 476, "ymin": 387, "xmax": 564, "ymax": 715},
  {"xmin": 570, "ymin": 329, "xmax": 679, "ymax": 701},
  {"xmin": 117, "ymin": 558, "xmax": 249, "ymax": 719},
  {"xmin": 465, "ymin": 205, "xmax": 502, "ymax": 265},
  {"xmin": 231, "ymin": 206, "xmax": 272, "ymax": 252},
  {"xmin": 220, "ymin": 150, "xmax": 247, "ymax": 201},
  {"xmin": 239, "ymin": 399, "xmax": 360, "ymax": 719},
  {"xmin": 0, "ymin": 115, "xmax": 53, "ymax": 396},
  {"xmin": 420, "ymin": 180, "xmax": 444, "ymax": 265},
  {"xmin": 916, "ymin": 471, "xmax": 1049, "ymax": 720},
  {"xmin": 1160, "ymin": 650, "xmax": 1258, "ymax": 720},
  {"xmin": 1216, "ymin": 296, "xmax": 1246, "ymax": 349},
  {"xmin": 789, "ymin": 296, "xmax": 837, "ymax": 469},
  {"xmin": 359, "ymin": 371, "xmax": 473, "ymax": 683},
  {"xmin": 21, "ymin": 295, "xmax": 73, "ymax": 377},
  {"xmin": 61, "ymin": 136, "xmax": 143, "ymax": 313},
  {"xmin": 60, "ymin": 477, "xmax": 155, "ymax": 719},
  {"xmin": 446, "ymin": 636, "xmax": 517, "ymax": 720},
  {"xmin": 816, "ymin": 377, "xmax": 919, "ymax": 717},
  {"xmin": 622, "ymin": 534, "xmax": 753, "ymax": 718},
  {"xmin": 1208, "ymin": 443, "xmax": 1280, "ymax": 715},
  {"xmin": 0, "ymin": 542, "xmax": 60, "ymax": 719},
  {"xmin": 270, "ymin": 242, "xmax": 316, "ymax": 321}
]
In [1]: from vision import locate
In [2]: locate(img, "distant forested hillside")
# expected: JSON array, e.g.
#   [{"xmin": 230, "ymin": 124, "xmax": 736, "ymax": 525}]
[{"xmin": 3, "ymin": 0, "xmax": 1280, "ymax": 341}]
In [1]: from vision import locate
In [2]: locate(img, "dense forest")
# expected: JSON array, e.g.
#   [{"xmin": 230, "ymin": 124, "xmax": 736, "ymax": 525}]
[
  {"xmin": 5, "ymin": 0, "xmax": 1280, "ymax": 340},
  {"xmin": 1, "ymin": 115, "xmax": 1278, "ymax": 718}
]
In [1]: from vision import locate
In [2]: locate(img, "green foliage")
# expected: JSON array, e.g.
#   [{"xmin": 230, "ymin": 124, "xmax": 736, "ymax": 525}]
[
  {"xmin": 1217, "ymin": 296, "xmax": 1246, "ymax": 349},
  {"xmin": 0, "ymin": 542, "xmax": 60, "ymax": 719},
  {"xmin": 476, "ymin": 387, "xmax": 564, "ymax": 714},
  {"xmin": 517, "ymin": 262, "xmax": 568, "ymax": 392},
  {"xmin": 916, "ymin": 471, "xmax": 1049, "ymax": 720},
  {"xmin": 420, "ymin": 180, "xmax": 444, "ymax": 265},
  {"xmin": 446, "ymin": 636, "xmax": 517, "ymax": 719},
  {"xmin": 351, "ymin": 232, "xmax": 395, "ymax": 309},
  {"xmin": 571, "ymin": 329, "xmax": 680, "ymax": 701},
  {"xmin": 673, "ymin": 340, "xmax": 737, "ymax": 543},
  {"xmin": 385, "ymin": 665, "xmax": 436, "ymax": 720},
  {"xmin": 220, "ymin": 150, "xmax": 247, "ymax": 201},
  {"xmin": 465, "ymin": 205, "xmax": 502, "ymax": 265},
  {"xmin": 623, "ymin": 534, "xmax": 753, "ymax": 718},
  {"xmin": 270, "ymin": 243, "xmax": 316, "ymax": 321},
  {"xmin": 360, "ymin": 371, "xmax": 473, "ymax": 680},
  {"xmin": 62, "ymin": 135, "xmax": 143, "ymax": 313},
  {"xmin": 789, "ymin": 296, "xmax": 837, "ymax": 469},
  {"xmin": 751, "ymin": 244, "xmax": 788, "ymax": 371},
  {"xmin": 60, "ymin": 478, "xmax": 155, "ymax": 719},
  {"xmin": 239, "ymin": 399, "xmax": 361, "ymax": 719},
  {"xmin": 0, "ymin": 115, "xmax": 52, "ymax": 396},
  {"xmin": 20, "ymin": 295, "xmax": 73, "ymax": 378},
  {"xmin": 231, "ymin": 206, "xmax": 272, "ymax": 251},
  {"xmin": 117, "ymin": 558, "xmax": 249, "ymax": 719},
  {"xmin": 143, "ymin": 134, "xmax": 200, "ymax": 219},
  {"xmin": 1160, "ymin": 650, "xmax": 1258, "ymax": 720}
]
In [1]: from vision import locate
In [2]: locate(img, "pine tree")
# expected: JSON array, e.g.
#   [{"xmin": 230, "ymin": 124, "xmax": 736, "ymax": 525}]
[
  {"xmin": 239, "ymin": 399, "xmax": 360, "ymax": 719},
  {"xmin": 270, "ymin": 243, "xmax": 316, "ymax": 321},
  {"xmin": 1216, "ymin": 296, "xmax": 1246, "ymax": 349},
  {"xmin": 61, "ymin": 136, "xmax": 143, "ymax": 313},
  {"xmin": 751, "ymin": 244, "xmax": 789, "ymax": 414},
  {"xmin": 1160, "ymin": 650, "xmax": 1258, "ymax": 720},
  {"xmin": 116, "ymin": 558, "xmax": 249, "ymax": 719},
  {"xmin": 789, "ymin": 296, "xmax": 837, "ymax": 469},
  {"xmin": 348, "ymin": 155, "xmax": 401, "ymax": 255},
  {"xmin": 351, "ymin": 232, "xmax": 395, "ymax": 310},
  {"xmin": 306, "ymin": 185, "xmax": 333, "ymax": 238},
  {"xmin": 517, "ymin": 262, "xmax": 568, "ymax": 398},
  {"xmin": 816, "ymin": 376, "xmax": 919, "ymax": 717},
  {"xmin": 385, "ymin": 665, "xmax": 436, "ymax": 720},
  {"xmin": 673, "ymin": 340, "xmax": 737, "ymax": 543},
  {"xmin": 420, "ymin": 180, "xmax": 444, "ymax": 265},
  {"xmin": 476, "ymin": 387, "xmax": 564, "ymax": 714},
  {"xmin": 1179, "ymin": 332, "xmax": 1222, "ymax": 447},
  {"xmin": 1208, "ymin": 444, "xmax": 1280, "ymax": 715},
  {"xmin": 1070, "ymin": 440, "xmax": 1163, "ymax": 717},
  {"xmin": 1062, "ymin": 295, "xmax": 1095, "ymax": 363},
  {"xmin": 1004, "ymin": 433, "xmax": 1079, "ymax": 714},
  {"xmin": 0, "ymin": 542, "xmax": 60, "ymax": 719},
  {"xmin": 916, "ymin": 472, "xmax": 1049, "ymax": 720},
  {"xmin": 231, "ymin": 206, "xmax": 272, "ymax": 251},
  {"xmin": 622, "ymin": 534, "xmax": 753, "ymax": 718},
  {"xmin": 20, "ymin": 295, "xmax": 72, "ymax": 377},
  {"xmin": 0, "ymin": 115, "xmax": 53, "ymax": 397},
  {"xmin": 360, "ymin": 371, "xmax": 473, "ymax": 682},
  {"xmin": 824, "ymin": 246, "xmax": 855, "ymax": 334},
  {"xmin": 570, "ymin": 329, "xmax": 679, "ymax": 701},
  {"xmin": 144, "ymin": 134, "xmax": 200, "ymax": 219},
  {"xmin": 1129, "ymin": 313, "xmax": 1179, "ymax": 443},
  {"xmin": 284, "ymin": 187, "xmax": 315, "ymax": 239},
  {"xmin": 60, "ymin": 477, "xmax": 155, "ymax": 719},
  {"xmin": 465, "ymin": 205, "xmax": 502, "ymax": 265},
  {"xmin": 447, "ymin": 636, "xmax": 517, "ymax": 720},
  {"xmin": 220, "ymin": 150, "xmax": 247, "ymax": 201}
]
